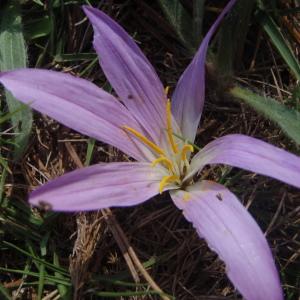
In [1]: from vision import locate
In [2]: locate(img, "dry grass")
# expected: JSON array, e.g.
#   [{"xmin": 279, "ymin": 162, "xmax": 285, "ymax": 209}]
[{"xmin": 1, "ymin": 1, "xmax": 300, "ymax": 299}]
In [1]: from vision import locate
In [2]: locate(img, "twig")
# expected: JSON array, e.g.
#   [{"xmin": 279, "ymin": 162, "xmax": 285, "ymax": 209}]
[
  {"xmin": 65, "ymin": 141, "xmax": 170, "ymax": 299},
  {"xmin": 65, "ymin": 142, "xmax": 140, "ymax": 283},
  {"xmin": 101, "ymin": 209, "xmax": 140, "ymax": 283},
  {"xmin": 102, "ymin": 208, "xmax": 170, "ymax": 300},
  {"xmin": 42, "ymin": 289, "xmax": 59, "ymax": 300},
  {"xmin": 265, "ymin": 191, "xmax": 286, "ymax": 236}
]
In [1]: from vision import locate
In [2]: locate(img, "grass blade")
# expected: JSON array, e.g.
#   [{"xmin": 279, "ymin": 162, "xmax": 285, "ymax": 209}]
[
  {"xmin": 0, "ymin": 282, "xmax": 11, "ymax": 300},
  {"xmin": 0, "ymin": 267, "xmax": 70, "ymax": 286},
  {"xmin": 256, "ymin": 7, "xmax": 300, "ymax": 81},
  {"xmin": 53, "ymin": 251, "xmax": 71, "ymax": 299},
  {"xmin": 85, "ymin": 138, "xmax": 95, "ymax": 166},
  {"xmin": 25, "ymin": 15, "xmax": 52, "ymax": 40},
  {"xmin": 230, "ymin": 86, "xmax": 300, "ymax": 145},
  {"xmin": 2, "ymin": 241, "xmax": 69, "ymax": 276},
  {"xmin": 0, "ymin": 1, "xmax": 33, "ymax": 159},
  {"xmin": 92, "ymin": 290, "xmax": 175, "ymax": 298}
]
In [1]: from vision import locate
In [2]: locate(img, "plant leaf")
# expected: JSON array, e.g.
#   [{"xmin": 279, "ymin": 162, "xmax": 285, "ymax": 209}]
[
  {"xmin": 256, "ymin": 9, "xmax": 300, "ymax": 81},
  {"xmin": 0, "ymin": 1, "xmax": 32, "ymax": 159},
  {"xmin": 217, "ymin": 0, "xmax": 254, "ymax": 75},
  {"xmin": 230, "ymin": 86, "xmax": 300, "ymax": 145},
  {"xmin": 24, "ymin": 15, "xmax": 52, "ymax": 40},
  {"xmin": 157, "ymin": 0, "xmax": 195, "ymax": 51},
  {"xmin": 0, "ymin": 282, "xmax": 11, "ymax": 300}
]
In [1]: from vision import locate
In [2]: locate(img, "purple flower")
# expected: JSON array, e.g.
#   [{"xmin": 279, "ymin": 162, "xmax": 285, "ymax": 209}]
[{"xmin": 0, "ymin": 1, "xmax": 298, "ymax": 299}]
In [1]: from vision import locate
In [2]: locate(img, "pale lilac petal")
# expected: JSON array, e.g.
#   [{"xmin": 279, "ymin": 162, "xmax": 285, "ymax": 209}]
[
  {"xmin": 171, "ymin": 181, "xmax": 283, "ymax": 300},
  {"xmin": 0, "ymin": 69, "xmax": 149, "ymax": 161},
  {"xmin": 83, "ymin": 6, "xmax": 167, "ymax": 145},
  {"xmin": 171, "ymin": 0, "xmax": 237, "ymax": 142},
  {"xmin": 30, "ymin": 162, "xmax": 164, "ymax": 211},
  {"xmin": 187, "ymin": 134, "xmax": 300, "ymax": 189}
]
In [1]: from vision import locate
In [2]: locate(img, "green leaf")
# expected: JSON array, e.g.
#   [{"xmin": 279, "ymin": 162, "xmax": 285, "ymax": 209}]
[
  {"xmin": 256, "ymin": 9, "xmax": 300, "ymax": 81},
  {"xmin": 0, "ymin": 267, "xmax": 71, "ymax": 286},
  {"xmin": 25, "ymin": 15, "xmax": 52, "ymax": 40},
  {"xmin": 157, "ymin": 0, "xmax": 195, "ymax": 51},
  {"xmin": 0, "ymin": 282, "xmax": 11, "ymax": 300},
  {"xmin": 37, "ymin": 263, "xmax": 46, "ymax": 300},
  {"xmin": 230, "ymin": 86, "xmax": 300, "ymax": 145},
  {"xmin": 217, "ymin": 0, "xmax": 254, "ymax": 75},
  {"xmin": 192, "ymin": 0, "xmax": 205, "ymax": 47},
  {"xmin": 85, "ymin": 138, "xmax": 95, "ymax": 166},
  {"xmin": 32, "ymin": 0, "xmax": 44, "ymax": 5},
  {"xmin": 0, "ymin": 161, "xmax": 7, "ymax": 204},
  {"xmin": 0, "ymin": 1, "xmax": 33, "ymax": 159},
  {"xmin": 53, "ymin": 251, "xmax": 71, "ymax": 299},
  {"xmin": 0, "ymin": 103, "xmax": 30, "ymax": 125},
  {"xmin": 2, "ymin": 241, "xmax": 69, "ymax": 276},
  {"xmin": 54, "ymin": 53, "xmax": 97, "ymax": 62}
]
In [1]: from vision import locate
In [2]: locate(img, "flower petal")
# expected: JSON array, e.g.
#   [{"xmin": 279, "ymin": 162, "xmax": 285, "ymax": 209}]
[
  {"xmin": 171, "ymin": 181, "xmax": 283, "ymax": 300},
  {"xmin": 30, "ymin": 162, "xmax": 163, "ymax": 211},
  {"xmin": 171, "ymin": 0, "xmax": 237, "ymax": 142},
  {"xmin": 83, "ymin": 6, "xmax": 167, "ymax": 144},
  {"xmin": 0, "ymin": 68, "xmax": 149, "ymax": 161},
  {"xmin": 187, "ymin": 134, "xmax": 300, "ymax": 189}
]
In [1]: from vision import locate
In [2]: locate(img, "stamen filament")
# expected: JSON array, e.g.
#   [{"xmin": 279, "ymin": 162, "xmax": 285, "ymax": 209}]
[
  {"xmin": 166, "ymin": 100, "xmax": 178, "ymax": 154},
  {"xmin": 181, "ymin": 144, "xmax": 194, "ymax": 161},
  {"xmin": 123, "ymin": 126, "xmax": 165, "ymax": 156},
  {"xmin": 159, "ymin": 175, "xmax": 180, "ymax": 194},
  {"xmin": 151, "ymin": 156, "xmax": 174, "ymax": 173}
]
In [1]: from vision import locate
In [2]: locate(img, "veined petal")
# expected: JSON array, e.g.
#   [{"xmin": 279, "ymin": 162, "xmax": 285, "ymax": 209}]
[
  {"xmin": 0, "ymin": 69, "xmax": 149, "ymax": 161},
  {"xmin": 171, "ymin": 0, "xmax": 237, "ymax": 143},
  {"xmin": 171, "ymin": 181, "xmax": 283, "ymax": 300},
  {"xmin": 30, "ymin": 162, "xmax": 163, "ymax": 211},
  {"xmin": 83, "ymin": 6, "xmax": 167, "ymax": 145},
  {"xmin": 187, "ymin": 134, "xmax": 300, "ymax": 189}
]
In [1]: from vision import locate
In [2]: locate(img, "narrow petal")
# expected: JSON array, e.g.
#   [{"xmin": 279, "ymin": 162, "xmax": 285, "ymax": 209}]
[
  {"xmin": 83, "ymin": 6, "xmax": 167, "ymax": 144},
  {"xmin": 171, "ymin": 0, "xmax": 237, "ymax": 143},
  {"xmin": 171, "ymin": 181, "xmax": 283, "ymax": 300},
  {"xmin": 0, "ymin": 69, "xmax": 149, "ymax": 161},
  {"xmin": 30, "ymin": 162, "xmax": 163, "ymax": 211},
  {"xmin": 187, "ymin": 134, "xmax": 300, "ymax": 189}
]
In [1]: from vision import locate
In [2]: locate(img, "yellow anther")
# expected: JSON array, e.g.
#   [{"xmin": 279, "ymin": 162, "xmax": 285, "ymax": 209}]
[
  {"xmin": 164, "ymin": 86, "xmax": 170, "ymax": 96},
  {"xmin": 151, "ymin": 156, "xmax": 174, "ymax": 172},
  {"xmin": 166, "ymin": 100, "xmax": 178, "ymax": 154},
  {"xmin": 123, "ymin": 126, "xmax": 165, "ymax": 156},
  {"xmin": 159, "ymin": 175, "xmax": 180, "ymax": 194},
  {"xmin": 181, "ymin": 144, "xmax": 194, "ymax": 161}
]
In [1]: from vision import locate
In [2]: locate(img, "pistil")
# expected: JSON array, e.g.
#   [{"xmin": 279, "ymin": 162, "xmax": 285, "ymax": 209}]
[{"xmin": 123, "ymin": 97, "xmax": 197, "ymax": 193}]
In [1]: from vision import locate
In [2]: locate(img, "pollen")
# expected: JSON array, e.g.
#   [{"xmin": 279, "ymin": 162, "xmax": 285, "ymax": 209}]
[
  {"xmin": 183, "ymin": 192, "xmax": 191, "ymax": 202},
  {"xmin": 159, "ymin": 175, "xmax": 180, "ymax": 194},
  {"xmin": 164, "ymin": 86, "xmax": 170, "ymax": 96}
]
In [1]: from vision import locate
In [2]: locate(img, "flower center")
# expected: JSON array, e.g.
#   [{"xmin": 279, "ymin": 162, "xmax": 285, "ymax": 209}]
[{"xmin": 123, "ymin": 99, "xmax": 194, "ymax": 193}]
